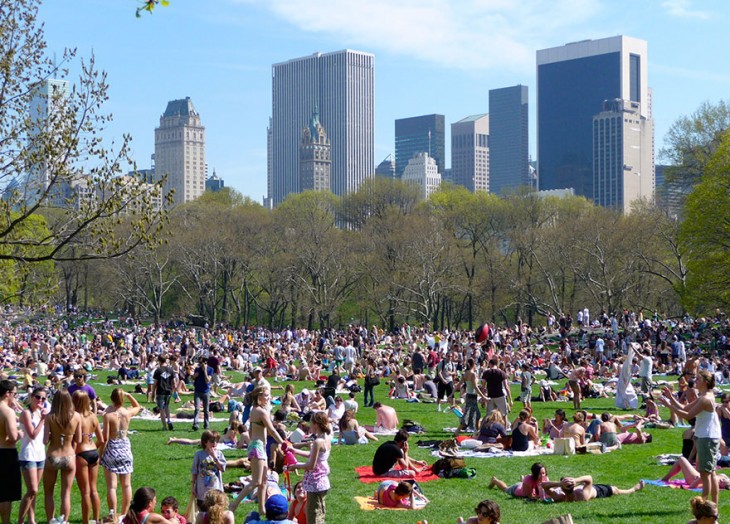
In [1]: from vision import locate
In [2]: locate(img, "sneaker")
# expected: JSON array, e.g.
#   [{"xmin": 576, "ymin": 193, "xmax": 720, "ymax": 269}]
[
  {"xmin": 168, "ymin": 422, "xmax": 174, "ymax": 431},
  {"xmin": 437, "ymin": 405, "xmax": 442, "ymax": 412},
  {"xmin": 192, "ymin": 424, "xmax": 199, "ymax": 431},
  {"xmin": 203, "ymin": 424, "xmax": 209, "ymax": 430}
]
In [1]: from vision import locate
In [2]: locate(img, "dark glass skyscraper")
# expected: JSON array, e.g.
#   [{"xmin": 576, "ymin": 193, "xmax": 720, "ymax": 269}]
[
  {"xmin": 488, "ymin": 85, "xmax": 529, "ymax": 195},
  {"xmin": 395, "ymin": 114, "xmax": 445, "ymax": 178},
  {"xmin": 537, "ymin": 36, "xmax": 650, "ymax": 201}
]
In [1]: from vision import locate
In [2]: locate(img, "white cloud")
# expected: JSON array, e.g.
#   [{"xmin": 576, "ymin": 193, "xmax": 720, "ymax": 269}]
[
  {"xmin": 660, "ymin": 0, "xmax": 710, "ymax": 19},
  {"xmin": 233, "ymin": 0, "xmax": 604, "ymax": 72}
]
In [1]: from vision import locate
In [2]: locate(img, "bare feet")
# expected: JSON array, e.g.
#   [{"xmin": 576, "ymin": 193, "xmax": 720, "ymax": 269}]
[
  {"xmin": 635, "ymin": 480, "xmax": 645, "ymax": 491},
  {"xmin": 489, "ymin": 476, "xmax": 497, "ymax": 489}
]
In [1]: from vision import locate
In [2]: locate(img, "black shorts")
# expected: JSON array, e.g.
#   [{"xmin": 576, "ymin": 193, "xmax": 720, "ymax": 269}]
[
  {"xmin": 437, "ymin": 380, "xmax": 454, "ymax": 400},
  {"xmin": 0, "ymin": 448, "xmax": 21, "ymax": 502},
  {"xmin": 594, "ymin": 484, "xmax": 613, "ymax": 499}
]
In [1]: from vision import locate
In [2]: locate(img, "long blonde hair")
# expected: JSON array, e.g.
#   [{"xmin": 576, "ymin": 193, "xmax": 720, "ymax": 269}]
[
  {"xmin": 203, "ymin": 490, "xmax": 228, "ymax": 524},
  {"xmin": 72, "ymin": 390, "xmax": 91, "ymax": 417}
]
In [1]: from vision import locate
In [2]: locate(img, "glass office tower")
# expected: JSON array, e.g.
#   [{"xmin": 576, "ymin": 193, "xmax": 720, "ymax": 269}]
[{"xmin": 537, "ymin": 36, "xmax": 651, "ymax": 203}]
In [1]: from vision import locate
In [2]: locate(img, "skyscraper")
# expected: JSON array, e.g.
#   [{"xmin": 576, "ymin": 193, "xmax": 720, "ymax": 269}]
[
  {"xmin": 593, "ymin": 99, "xmax": 654, "ymax": 213},
  {"xmin": 154, "ymin": 97, "xmax": 206, "ymax": 206},
  {"xmin": 299, "ymin": 108, "xmax": 331, "ymax": 192},
  {"xmin": 26, "ymin": 78, "xmax": 70, "ymax": 199},
  {"xmin": 537, "ymin": 36, "xmax": 652, "ymax": 204},
  {"xmin": 395, "ymin": 114, "xmax": 445, "ymax": 178},
  {"xmin": 401, "ymin": 152, "xmax": 441, "ymax": 200},
  {"xmin": 488, "ymin": 85, "xmax": 529, "ymax": 195},
  {"xmin": 269, "ymin": 50, "xmax": 374, "ymax": 206},
  {"xmin": 450, "ymin": 114, "xmax": 489, "ymax": 193}
]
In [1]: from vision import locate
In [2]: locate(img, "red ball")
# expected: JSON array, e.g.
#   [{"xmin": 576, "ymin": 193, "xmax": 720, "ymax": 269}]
[{"xmin": 476, "ymin": 324, "xmax": 490, "ymax": 343}]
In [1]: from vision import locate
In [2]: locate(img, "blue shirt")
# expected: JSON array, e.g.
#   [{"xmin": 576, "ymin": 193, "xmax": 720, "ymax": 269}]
[{"xmin": 193, "ymin": 366, "xmax": 213, "ymax": 394}]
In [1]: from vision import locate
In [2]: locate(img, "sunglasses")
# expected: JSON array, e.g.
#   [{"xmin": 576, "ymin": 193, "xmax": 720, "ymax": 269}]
[
  {"xmin": 33, "ymin": 395, "xmax": 47, "ymax": 401},
  {"xmin": 74, "ymin": 374, "xmax": 84, "ymax": 379}
]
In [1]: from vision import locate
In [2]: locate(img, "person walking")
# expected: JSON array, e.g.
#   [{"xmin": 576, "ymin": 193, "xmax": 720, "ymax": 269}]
[
  {"xmin": 192, "ymin": 357, "xmax": 213, "ymax": 431},
  {"xmin": 152, "ymin": 355, "xmax": 177, "ymax": 432}
]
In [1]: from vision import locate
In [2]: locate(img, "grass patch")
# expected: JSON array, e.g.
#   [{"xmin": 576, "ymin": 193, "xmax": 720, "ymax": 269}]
[{"xmin": 16, "ymin": 372, "xmax": 730, "ymax": 523}]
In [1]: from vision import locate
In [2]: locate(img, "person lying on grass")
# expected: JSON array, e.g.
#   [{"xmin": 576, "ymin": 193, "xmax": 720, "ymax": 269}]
[
  {"xmin": 541, "ymin": 475, "xmax": 644, "ymax": 501},
  {"xmin": 662, "ymin": 456, "xmax": 730, "ymax": 489},
  {"xmin": 488, "ymin": 462, "xmax": 549, "ymax": 500},
  {"xmin": 375, "ymin": 480, "xmax": 429, "ymax": 508}
]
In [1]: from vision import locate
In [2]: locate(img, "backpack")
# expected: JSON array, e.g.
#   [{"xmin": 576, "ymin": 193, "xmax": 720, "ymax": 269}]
[
  {"xmin": 443, "ymin": 467, "xmax": 477, "ymax": 479},
  {"xmin": 431, "ymin": 457, "xmax": 466, "ymax": 476}
]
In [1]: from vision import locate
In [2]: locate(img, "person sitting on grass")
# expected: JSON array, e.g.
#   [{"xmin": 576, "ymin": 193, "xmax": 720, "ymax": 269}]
[
  {"xmin": 456, "ymin": 499, "xmax": 501, "ymax": 524},
  {"xmin": 488, "ymin": 462, "xmax": 549, "ymax": 500},
  {"xmin": 122, "ymin": 487, "xmax": 174, "ymax": 524},
  {"xmin": 196, "ymin": 490, "xmax": 234, "ymax": 524},
  {"xmin": 541, "ymin": 475, "xmax": 644, "ymax": 502},
  {"xmin": 559, "ymin": 411, "xmax": 586, "ymax": 447},
  {"xmin": 375, "ymin": 480, "xmax": 429, "ymax": 508},
  {"xmin": 373, "ymin": 402, "xmax": 399, "ymax": 431},
  {"xmin": 372, "ymin": 429, "xmax": 428, "ymax": 477},
  {"xmin": 243, "ymin": 493, "xmax": 293, "ymax": 524},
  {"xmin": 160, "ymin": 496, "xmax": 186, "ymax": 524},
  {"xmin": 338, "ymin": 410, "xmax": 378, "ymax": 445},
  {"xmin": 687, "ymin": 496, "xmax": 719, "ymax": 524},
  {"xmin": 542, "ymin": 409, "xmax": 566, "ymax": 439},
  {"xmin": 510, "ymin": 409, "xmax": 540, "ymax": 451}
]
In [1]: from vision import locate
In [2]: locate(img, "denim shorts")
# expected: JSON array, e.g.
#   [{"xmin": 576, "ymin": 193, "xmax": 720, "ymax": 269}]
[
  {"xmin": 19, "ymin": 460, "xmax": 45, "ymax": 470},
  {"xmin": 156, "ymin": 393, "xmax": 171, "ymax": 410}
]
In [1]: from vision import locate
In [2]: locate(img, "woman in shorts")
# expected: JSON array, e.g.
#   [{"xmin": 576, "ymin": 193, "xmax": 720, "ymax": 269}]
[
  {"xmin": 18, "ymin": 387, "xmax": 48, "ymax": 524},
  {"xmin": 229, "ymin": 386, "xmax": 285, "ymax": 516},
  {"xmin": 488, "ymin": 462, "xmax": 549, "ymax": 500},
  {"xmin": 661, "ymin": 369, "xmax": 722, "ymax": 504}
]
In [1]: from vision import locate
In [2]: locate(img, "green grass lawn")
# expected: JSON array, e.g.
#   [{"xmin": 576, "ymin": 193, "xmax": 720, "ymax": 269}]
[{"xmin": 18, "ymin": 373, "xmax": 730, "ymax": 524}]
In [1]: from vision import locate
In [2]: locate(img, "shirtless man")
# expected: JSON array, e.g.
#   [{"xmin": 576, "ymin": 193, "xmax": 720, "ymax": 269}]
[
  {"xmin": 559, "ymin": 412, "xmax": 586, "ymax": 447},
  {"xmin": 542, "ymin": 475, "xmax": 644, "ymax": 502},
  {"xmin": 0, "ymin": 380, "xmax": 21, "ymax": 524},
  {"xmin": 373, "ymin": 402, "xmax": 399, "ymax": 431}
]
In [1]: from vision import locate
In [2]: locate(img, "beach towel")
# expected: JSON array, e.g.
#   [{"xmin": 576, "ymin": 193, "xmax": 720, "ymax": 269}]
[
  {"xmin": 355, "ymin": 496, "xmax": 428, "ymax": 511},
  {"xmin": 355, "ymin": 465, "xmax": 439, "ymax": 483},
  {"xmin": 642, "ymin": 479, "xmax": 702, "ymax": 492},
  {"xmin": 430, "ymin": 446, "xmax": 553, "ymax": 459}
]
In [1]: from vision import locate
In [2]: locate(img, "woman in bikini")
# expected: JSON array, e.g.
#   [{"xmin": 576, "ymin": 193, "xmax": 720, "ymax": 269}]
[
  {"xmin": 100, "ymin": 388, "xmax": 142, "ymax": 519},
  {"xmin": 229, "ymin": 386, "xmax": 285, "ymax": 516},
  {"xmin": 73, "ymin": 390, "xmax": 104, "ymax": 524},
  {"xmin": 18, "ymin": 386, "xmax": 48, "ymax": 524},
  {"xmin": 43, "ymin": 390, "xmax": 82, "ymax": 524}
]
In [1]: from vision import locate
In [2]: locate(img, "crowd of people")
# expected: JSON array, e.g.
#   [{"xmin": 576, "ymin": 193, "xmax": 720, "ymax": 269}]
[{"xmin": 0, "ymin": 307, "xmax": 729, "ymax": 523}]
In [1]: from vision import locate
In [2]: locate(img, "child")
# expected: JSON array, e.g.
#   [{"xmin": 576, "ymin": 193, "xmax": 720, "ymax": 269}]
[
  {"xmin": 376, "ymin": 480, "xmax": 428, "ymax": 509},
  {"xmin": 160, "ymin": 496, "xmax": 187, "ymax": 524},
  {"xmin": 191, "ymin": 431, "xmax": 227, "ymax": 510},
  {"xmin": 457, "ymin": 499, "xmax": 501, "ymax": 524}
]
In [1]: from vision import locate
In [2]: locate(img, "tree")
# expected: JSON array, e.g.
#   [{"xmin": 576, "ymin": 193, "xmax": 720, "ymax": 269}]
[
  {"xmin": 0, "ymin": 0, "xmax": 169, "ymax": 266},
  {"xmin": 682, "ymin": 129, "xmax": 730, "ymax": 310},
  {"xmin": 661, "ymin": 100, "xmax": 730, "ymax": 191}
]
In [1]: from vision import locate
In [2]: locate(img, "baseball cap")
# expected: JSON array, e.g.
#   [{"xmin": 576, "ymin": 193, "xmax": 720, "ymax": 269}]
[
  {"xmin": 253, "ymin": 366, "xmax": 263, "ymax": 373},
  {"xmin": 265, "ymin": 494, "xmax": 288, "ymax": 516},
  {"xmin": 301, "ymin": 388, "xmax": 310, "ymax": 396}
]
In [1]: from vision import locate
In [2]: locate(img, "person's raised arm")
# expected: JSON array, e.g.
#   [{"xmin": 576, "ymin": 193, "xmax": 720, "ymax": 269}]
[
  {"xmin": 661, "ymin": 395, "xmax": 709, "ymax": 421},
  {"xmin": 20, "ymin": 408, "xmax": 44, "ymax": 440},
  {"xmin": 126, "ymin": 391, "xmax": 142, "ymax": 417},
  {"xmin": 289, "ymin": 437, "xmax": 321, "ymax": 472}
]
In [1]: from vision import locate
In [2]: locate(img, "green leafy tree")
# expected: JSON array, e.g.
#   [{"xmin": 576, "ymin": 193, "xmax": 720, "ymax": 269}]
[
  {"xmin": 682, "ymin": 129, "xmax": 730, "ymax": 310},
  {"xmin": 0, "ymin": 0, "xmax": 169, "ymax": 266}
]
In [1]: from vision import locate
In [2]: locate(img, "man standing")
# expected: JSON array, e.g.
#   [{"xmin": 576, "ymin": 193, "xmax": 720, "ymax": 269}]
[
  {"xmin": 0, "ymin": 380, "xmax": 21, "ymax": 524},
  {"xmin": 436, "ymin": 352, "xmax": 457, "ymax": 412},
  {"xmin": 207, "ymin": 348, "xmax": 222, "ymax": 396},
  {"xmin": 637, "ymin": 343, "xmax": 654, "ymax": 394},
  {"xmin": 482, "ymin": 358, "xmax": 512, "ymax": 417},
  {"xmin": 67, "ymin": 369, "xmax": 97, "ymax": 414},
  {"xmin": 192, "ymin": 356, "xmax": 213, "ymax": 431},
  {"xmin": 152, "ymin": 354, "xmax": 177, "ymax": 431}
]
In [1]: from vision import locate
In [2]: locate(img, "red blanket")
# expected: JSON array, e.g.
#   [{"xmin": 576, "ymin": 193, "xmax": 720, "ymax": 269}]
[{"xmin": 355, "ymin": 465, "xmax": 439, "ymax": 484}]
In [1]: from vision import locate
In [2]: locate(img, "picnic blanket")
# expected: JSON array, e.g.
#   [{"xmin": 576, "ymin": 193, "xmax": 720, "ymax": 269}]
[
  {"xmin": 355, "ymin": 465, "xmax": 439, "ymax": 484},
  {"xmin": 133, "ymin": 414, "xmax": 229, "ymax": 423},
  {"xmin": 642, "ymin": 479, "xmax": 701, "ymax": 492},
  {"xmin": 354, "ymin": 496, "xmax": 427, "ymax": 511},
  {"xmin": 430, "ymin": 446, "xmax": 553, "ymax": 459}
]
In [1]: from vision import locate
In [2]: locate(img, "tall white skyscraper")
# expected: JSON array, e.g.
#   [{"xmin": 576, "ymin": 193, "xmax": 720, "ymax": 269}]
[
  {"xmin": 269, "ymin": 50, "xmax": 375, "ymax": 206},
  {"xmin": 26, "ymin": 78, "xmax": 70, "ymax": 198},
  {"xmin": 154, "ymin": 97, "xmax": 206, "ymax": 206}
]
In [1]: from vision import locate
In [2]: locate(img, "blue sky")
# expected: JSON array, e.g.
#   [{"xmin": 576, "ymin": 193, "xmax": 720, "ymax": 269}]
[{"xmin": 37, "ymin": 0, "xmax": 730, "ymax": 202}]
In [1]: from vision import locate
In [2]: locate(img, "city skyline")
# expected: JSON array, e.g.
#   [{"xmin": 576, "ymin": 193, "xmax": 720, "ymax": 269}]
[{"xmin": 36, "ymin": 1, "xmax": 730, "ymax": 202}]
